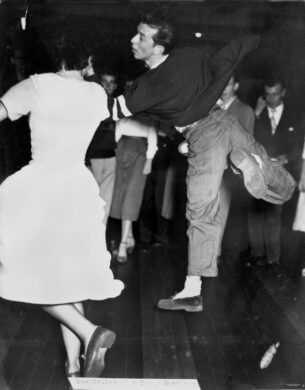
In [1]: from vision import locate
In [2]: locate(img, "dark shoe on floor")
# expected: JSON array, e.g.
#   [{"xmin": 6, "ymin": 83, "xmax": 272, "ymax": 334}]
[
  {"xmin": 245, "ymin": 255, "xmax": 265, "ymax": 267},
  {"xmin": 153, "ymin": 240, "xmax": 166, "ymax": 248},
  {"xmin": 83, "ymin": 326, "xmax": 116, "ymax": 378},
  {"xmin": 266, "ymin": 262, "xmax": 282, "ymax": 277},
  {"xmin": 157, "ymin": 295, "xmax": 203, "ymax": 312},
  {"xmin": 153, "ymin": 234, "xmax": 169, "ymax": 247},
  {"xmin": 139, "ymin": 242, "xmax": 151, "ymax": 253},
  {"xmin": 253, "ymin": 256, "xmax": 267, "ymax": 266},
  {"xmin": 230, "ymin": 149, "xmax": 267, "ymax": 199}
]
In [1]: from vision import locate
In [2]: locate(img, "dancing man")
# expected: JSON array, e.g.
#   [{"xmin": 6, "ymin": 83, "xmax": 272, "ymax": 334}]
[{"xmin": 116, "ymin": 12, "xmax": 295, "ymax": 312}]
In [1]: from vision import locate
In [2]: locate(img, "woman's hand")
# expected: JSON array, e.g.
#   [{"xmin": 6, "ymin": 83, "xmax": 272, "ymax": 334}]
[
  {"xmin": 298, "ymin": 159, "xmax": 305, "ymax": 192},
  {"xmin": 143, "ymin": 159, "xmax": 152, "ymax": 175},
  {"xmin": 299, "ymin": 176, "xmax": 305, "ymax": 192}
]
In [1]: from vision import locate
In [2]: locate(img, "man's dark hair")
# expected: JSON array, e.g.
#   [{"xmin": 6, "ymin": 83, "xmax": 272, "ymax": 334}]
[
  {"xmin": 100, "ymin": 67, "xmax": 118, "ymax": 81},
  {"xmin": 141, "ymin": 11, "xmax": 176, "ymax": 54},
  {"xmin": 264, "ymin": 76, "xmax": 285, "ymax": 90}
]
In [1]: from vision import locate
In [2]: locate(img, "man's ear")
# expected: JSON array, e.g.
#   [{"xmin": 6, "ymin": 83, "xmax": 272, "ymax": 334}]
[
  {"xmin": 154, "ymin": 44, "xmax": 165, "ymax": 56},
  {"xmin": 281, "ymin": 88, "xmax": 286, "ymax": 98},
  {"xmin": 233, "ymin": 82, "xmax": 240, "ymax": 92}
]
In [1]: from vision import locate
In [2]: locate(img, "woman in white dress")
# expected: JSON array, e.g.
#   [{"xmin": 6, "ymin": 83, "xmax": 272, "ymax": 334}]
[{"xmin": 0, "ymin": 35, "xmax": 124, "ymax": 378}]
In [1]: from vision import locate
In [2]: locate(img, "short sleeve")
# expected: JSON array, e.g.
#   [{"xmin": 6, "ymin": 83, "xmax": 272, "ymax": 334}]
[
  {"xmin": 98, "ymin": 87, "xmax": 109, "ymax": 123},
  {"xmin": 0, "ymin": 78, "xmax": 36, "ymax": 121},
  {"xmin": 89, "ymin": 83, "xmax": 109, "ymax": 123}
]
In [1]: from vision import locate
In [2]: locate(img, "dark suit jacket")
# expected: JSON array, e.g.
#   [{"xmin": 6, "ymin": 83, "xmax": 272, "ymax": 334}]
[
  {"xmin": 227, "ymin": 98, "xmax": 255, "ymax": 135},
  {"xmin": 254, "ymin": 104, "xmax": 304, "ymax": 179}
]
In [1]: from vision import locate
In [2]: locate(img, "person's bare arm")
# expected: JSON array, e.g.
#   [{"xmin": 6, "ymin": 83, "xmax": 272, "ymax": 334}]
[
  {"xmin": 0, "ymin": 101, "xmax": 8, "ymax": 122},
  {"xmin": 299, "ymin": 159, "xmax": 305, "ymax": 192}
]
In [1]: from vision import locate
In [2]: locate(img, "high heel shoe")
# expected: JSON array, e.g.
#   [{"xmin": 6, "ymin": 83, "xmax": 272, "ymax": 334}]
[
  {"xmin": 117, "ymin": 241, "xmax": 128, "ymax": 264},
  {"xmin": 126, "ymin": 236, "xmax": 135, "ymax": 254}
]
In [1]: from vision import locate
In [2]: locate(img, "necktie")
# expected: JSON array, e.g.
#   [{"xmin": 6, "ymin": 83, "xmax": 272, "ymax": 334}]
[{"xmin": 270, "ymin": 108, "xmax": 277, "ymax": 135}]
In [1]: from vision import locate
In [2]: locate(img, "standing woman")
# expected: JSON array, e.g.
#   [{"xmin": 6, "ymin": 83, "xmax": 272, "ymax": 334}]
[
  {"xmin": 0, "ymin": 33, "xmax": 124, "ymax": 378},
  {"xmin": 110, "ymin": 116, "xmax": 158, "ymax": 263}
]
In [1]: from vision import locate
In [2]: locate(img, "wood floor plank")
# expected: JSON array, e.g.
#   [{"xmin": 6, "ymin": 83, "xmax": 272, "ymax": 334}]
[
  {"xmin": 140, "ymin": 247, "xmax": 183, "ymax": 378},
  {"xmin": 158, "ymin": 247, "xmax": 198, "ymax": 380},
  {"xmin": 204, "ymin": 284, "xmax": 251, "ymax": 386}
]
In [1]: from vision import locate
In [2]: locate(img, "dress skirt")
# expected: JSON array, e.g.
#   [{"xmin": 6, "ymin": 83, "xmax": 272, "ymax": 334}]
[
  {"xmin": 110, "ymin": 136, "xmax": 147, "ymax": 221},
  {"xmin": 0, "ymin": 161, "xmax": 123, "ymax": 304}
]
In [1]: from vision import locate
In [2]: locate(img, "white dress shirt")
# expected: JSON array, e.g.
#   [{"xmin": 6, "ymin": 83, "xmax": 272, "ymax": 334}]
[{"xmin": 267, "ymin": 103, "xmax": 284, "ymax": 134}]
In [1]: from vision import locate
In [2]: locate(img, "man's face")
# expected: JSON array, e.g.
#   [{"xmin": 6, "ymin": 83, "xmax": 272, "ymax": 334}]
[
  {"xmin": 101, "ymin": 74, "xmax": 117, "ymax": 96},
  {"xmin": 12, "ymin": 49, "xmax": 27, "ymax": 81},
  {"xmin": 221, "ymin": 77, "xmax": 238, "ymax": 102},
  {"xmin": 131, "ymin": 23, "xmax": 158, "ymax": 61},
  {"xmin": 264, "ymin": 83, "xmax": 285, "ymax": 109}
]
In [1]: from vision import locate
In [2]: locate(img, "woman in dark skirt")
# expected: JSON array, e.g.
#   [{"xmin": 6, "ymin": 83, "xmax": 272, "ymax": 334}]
[{"xmin": 110, "ymin": 117, "xmax": 157, "ymax": 263}]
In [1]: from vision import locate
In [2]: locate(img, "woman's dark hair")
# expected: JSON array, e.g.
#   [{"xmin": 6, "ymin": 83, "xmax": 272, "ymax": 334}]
[
  {"xmin": 140, "ymin": 11, "xmax": 176, "ymax": 55},
  {"xmin": 46, "ymin": 27, "xmax": 90, "ymax": 72}
]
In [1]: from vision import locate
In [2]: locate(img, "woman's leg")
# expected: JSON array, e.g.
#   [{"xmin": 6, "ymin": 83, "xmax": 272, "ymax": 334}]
[
  {"xmin": 42, "ymin": 303, "xmax": 97, "ymax": 354},
  {"xmin": 43, "ymin": 303, "xmax": 115, "ymax": 378},
  {"xmin": 60, "ymin": 302, "xmax": 84, "ymax": 375},
  {"xmin": 122, "ymin": 219, "xmax": 132, "ymax": 243},
  {"xmin": 118, "ymin": 220, "xmax": 133, "ymax": 262}
]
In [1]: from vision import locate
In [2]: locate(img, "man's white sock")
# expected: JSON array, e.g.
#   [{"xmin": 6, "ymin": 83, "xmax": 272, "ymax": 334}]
[{"xmin": 174, "ymin": 275, "xmax": 202, "ymax": 299}]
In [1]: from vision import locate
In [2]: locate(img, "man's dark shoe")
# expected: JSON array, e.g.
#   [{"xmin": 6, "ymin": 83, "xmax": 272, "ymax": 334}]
[
  {"xmin": 157, "ymin": 295, "xmax": 203, "ymax": 312},
  {"xmin": 230, "ymin": 149, "xmax": 267, "ymax": 199}
]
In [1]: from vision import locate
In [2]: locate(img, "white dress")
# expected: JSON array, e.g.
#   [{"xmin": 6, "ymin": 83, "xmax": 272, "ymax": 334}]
[{"xmin": 0, "ymin": 71, "xmax": 124, "ymax": 304}]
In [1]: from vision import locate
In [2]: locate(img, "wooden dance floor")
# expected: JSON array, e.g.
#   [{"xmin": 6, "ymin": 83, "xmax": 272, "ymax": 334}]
[{"xmin": 0, "ymin": 200, "xmax": 305, "ymax": 390}]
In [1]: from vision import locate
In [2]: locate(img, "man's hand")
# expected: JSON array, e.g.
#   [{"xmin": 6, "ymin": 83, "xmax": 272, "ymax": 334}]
[
  {"xmin": 273, "ymin": 154, "xmax": 288, "ymax": 166},
  {"xmin": 143, "ymin": 158, "xmax": 152, "ymax": 175},
  {"xmin": 178, "ymin": 141, "xmax": 189, "ymax": 156},
  {"xmin": 255, "ymin": 96, "xmax": 266, "ymax": 118}
]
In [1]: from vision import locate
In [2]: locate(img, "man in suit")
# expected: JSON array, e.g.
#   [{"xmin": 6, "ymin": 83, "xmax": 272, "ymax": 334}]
[{"xmin": 248, "ymin": 77, "xmax": 301, "ymax": 268}]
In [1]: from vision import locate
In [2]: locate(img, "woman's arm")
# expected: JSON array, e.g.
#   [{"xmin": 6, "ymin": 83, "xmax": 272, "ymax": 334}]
[
  {"xmin": 298, "ymin": 137, "xmax": 305, "ymax": 192},
  {"xmin": 299, "ymin": 159, "xmax": 305, "ymax": 192},
  {"xmin": 146, "ymin": 125, "xmax": 158, "ymax": 160},
  {"xmin": 143, "ymin": 126, "xmax": 158, "ymax": 176},
  {"xmin": 0, "ymin": 101, "xmax": 8, "ymax": 122}
]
